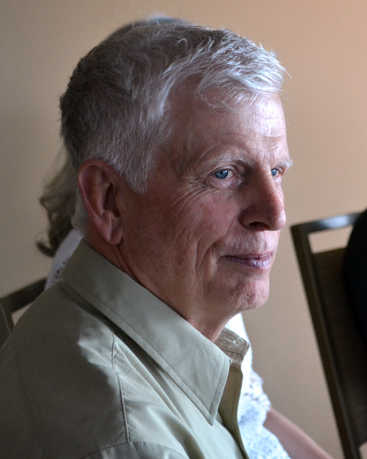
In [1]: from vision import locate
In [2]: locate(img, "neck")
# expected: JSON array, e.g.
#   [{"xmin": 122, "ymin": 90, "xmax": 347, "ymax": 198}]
[{"xmin": 86, "ymin": 229, "xmax": 231, "ymax": 343}]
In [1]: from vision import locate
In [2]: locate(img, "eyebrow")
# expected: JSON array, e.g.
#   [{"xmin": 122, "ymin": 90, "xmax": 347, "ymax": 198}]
[
  {"xmin": 199, "ymin": 154, "xmax": 294, "ymax": 170},
  {"xmin": 175, "ymin": 141, "xmax": 294, "ymax": 176},
  {"xmin": 280, "ymin": 158, "xmax": 294, "ymax": 169}
]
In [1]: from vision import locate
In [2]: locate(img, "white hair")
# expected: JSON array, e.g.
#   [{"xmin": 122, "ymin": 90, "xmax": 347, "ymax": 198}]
[{"xmin": 60, "ymin": 21, "xmax": 285, "ymax": 232}]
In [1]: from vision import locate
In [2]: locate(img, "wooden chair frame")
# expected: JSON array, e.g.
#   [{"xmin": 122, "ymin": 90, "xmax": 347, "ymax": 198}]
[
  {"xmin": 291, "ymin": 212, "xmax": 367, "ymax": 459},
  {"xmin": 0, "ymin": 278, "xmax": 45, "ymax": 348}
]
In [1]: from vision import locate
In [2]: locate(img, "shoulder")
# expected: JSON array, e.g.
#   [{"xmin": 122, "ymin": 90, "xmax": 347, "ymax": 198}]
[
  {"xmin": 345, "ymin": 209, "xmax": 367, "ymax": 255},
  {"xmin": 1, "ymin": 286, "xmax": 192, "ymax": 458},
  {"xmin": 344, "ymin": 209, "xmax": 367, "ymax": 340},
  {"xmin": 0, "ymin": 285, "xmax": 127, "ymax": 458},
  {"xmin": 344, "ymin": 208, "xmax": 367, "ymax": 273}
]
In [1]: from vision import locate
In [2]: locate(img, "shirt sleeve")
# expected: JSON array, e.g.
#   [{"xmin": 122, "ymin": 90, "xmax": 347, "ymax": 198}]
[{"xmin": 85, "ymin": 441, "xmax": 188, "ymax": 459}]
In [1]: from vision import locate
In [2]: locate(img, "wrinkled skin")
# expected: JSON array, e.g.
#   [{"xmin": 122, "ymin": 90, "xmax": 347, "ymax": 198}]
[{"xmin": 114, "ymin": 93, "xmax": 291, "ymax": 340}]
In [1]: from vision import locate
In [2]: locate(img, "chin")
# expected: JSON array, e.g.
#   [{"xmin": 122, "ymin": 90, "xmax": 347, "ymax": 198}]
[{"xmin": 234, "ymin": 278, "xmax": 270, "ymax": 312}]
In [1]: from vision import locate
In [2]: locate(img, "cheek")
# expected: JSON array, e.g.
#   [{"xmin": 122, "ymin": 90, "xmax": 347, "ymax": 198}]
[
  {"xmin": 172, "ymin": 199, "xmax": 240, "ymax": 271},
  {"xmin": 178, "ymin": 195, "xmax": 236, "ymax": 237},
  {"xmin": 271, "ymin": 230, "xmax": 281, "ymax": 251},
  {"xmin": 196, "ymin": 197, "xmax": 241, "ymax": 246},
  {"xmin": 131, "ymin": 188, "xmax": 240, "ymax": 269},
  {"xmin": 147, "ymin": 199, "xmax": 217, "ymax": 270}
]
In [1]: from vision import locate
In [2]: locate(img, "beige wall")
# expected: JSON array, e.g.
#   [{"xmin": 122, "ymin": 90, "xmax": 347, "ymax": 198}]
[{"xmin": 2, "ymin": 1, "xmax": 367, "ymax": 457}]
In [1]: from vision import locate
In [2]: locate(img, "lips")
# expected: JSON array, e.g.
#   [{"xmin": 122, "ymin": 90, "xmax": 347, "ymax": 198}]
[{"xmin": 223, "ymin": 252, "xmax": 274, "ymax": 270}]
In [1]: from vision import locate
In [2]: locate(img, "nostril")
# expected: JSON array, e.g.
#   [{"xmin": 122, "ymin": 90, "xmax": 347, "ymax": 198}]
[{"xmin": 249, "ymin": 221, "xmax": 269, "ymax": 231}]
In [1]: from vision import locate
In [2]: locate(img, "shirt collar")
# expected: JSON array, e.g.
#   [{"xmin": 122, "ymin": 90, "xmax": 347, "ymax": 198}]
[{"xmin": 62, "ymin": 241, "xmax": 248, "ymax": 424}]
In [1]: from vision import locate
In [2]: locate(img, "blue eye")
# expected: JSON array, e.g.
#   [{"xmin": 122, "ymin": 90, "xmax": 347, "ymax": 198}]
[
  {"xmin": 214, "ymin": 169, "xmax": 230, "ymax": 179},
  {"xmin": 271, "ymin": 168, "xmax": 280, "ymax": 177}
]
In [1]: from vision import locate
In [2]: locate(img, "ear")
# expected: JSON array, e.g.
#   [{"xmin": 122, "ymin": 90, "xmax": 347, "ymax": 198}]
[{"xmin": 78, "ymin": 160, "xmax": 124, "ymax": 245}]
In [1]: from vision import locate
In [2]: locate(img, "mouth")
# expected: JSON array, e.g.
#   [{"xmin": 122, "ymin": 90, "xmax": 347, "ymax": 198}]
[{"xmin": 222, "ymin": 252, "xmax": 274, "ymax": 270}]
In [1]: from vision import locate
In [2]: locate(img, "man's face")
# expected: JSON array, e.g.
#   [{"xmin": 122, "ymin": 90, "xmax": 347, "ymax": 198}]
[{"xmin": 119, "ymin": 93, "xmax": 290, "ymax": 333}]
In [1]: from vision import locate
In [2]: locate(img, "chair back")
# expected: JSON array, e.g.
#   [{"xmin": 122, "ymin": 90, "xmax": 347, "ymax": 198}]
[
  {"xmin": 0, "ymin": 278, "xmax": 45, "ymax": 349},
  {"xmin": 291, "ymin": 212, "xmax": 367, "ymax": 459}
]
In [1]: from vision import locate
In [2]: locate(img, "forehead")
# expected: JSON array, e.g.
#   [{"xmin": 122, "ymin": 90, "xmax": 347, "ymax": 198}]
[{"xmin": 169, "ymin": 92, "xmax": 289, "ymax": 170}]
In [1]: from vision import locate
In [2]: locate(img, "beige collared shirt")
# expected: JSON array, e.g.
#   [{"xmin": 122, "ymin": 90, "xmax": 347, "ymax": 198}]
[{"xmin": 0, "ymin": 242, "xmax": 249, "ymax": 458}]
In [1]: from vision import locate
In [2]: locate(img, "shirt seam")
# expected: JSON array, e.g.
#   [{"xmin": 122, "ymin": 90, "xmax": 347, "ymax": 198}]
[{"xmin": 112, "ymin": 334, "xmax": 130, "ymax": 443}]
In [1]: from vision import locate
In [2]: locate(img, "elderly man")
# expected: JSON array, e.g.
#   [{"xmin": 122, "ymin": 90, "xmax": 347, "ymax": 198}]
[{"xmin": 0, "ymin": 20, "xmax": 330, "ymax": 459}]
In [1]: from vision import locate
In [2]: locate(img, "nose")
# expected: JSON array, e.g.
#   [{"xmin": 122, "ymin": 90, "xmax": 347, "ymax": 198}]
[{"xmin": 239, "ymin": 175, "xmax": 286, "ymax": 231}]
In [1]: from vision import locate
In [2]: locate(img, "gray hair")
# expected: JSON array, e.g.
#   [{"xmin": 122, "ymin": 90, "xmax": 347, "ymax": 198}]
[
  {"xmin": 37, "ymin": 145, "xmax": 77, "ymax": 256},
  {"xmin": 60, "ymin": 21, "xmax": 285, "ymax": 231}
]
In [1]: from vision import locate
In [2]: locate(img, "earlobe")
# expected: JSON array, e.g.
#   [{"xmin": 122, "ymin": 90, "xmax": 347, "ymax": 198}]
[{"xmin": 78, "ymin": 160, "xmax": 124, "ymax": 245}]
